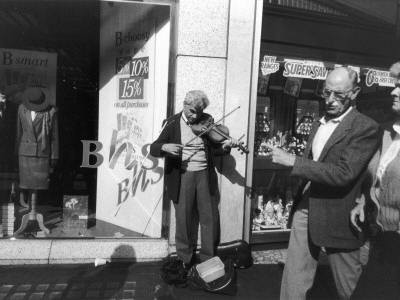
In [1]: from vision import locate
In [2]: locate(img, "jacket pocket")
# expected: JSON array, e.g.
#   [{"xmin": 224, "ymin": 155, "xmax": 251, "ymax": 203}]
[{"xmin": 19, "ymin": 140, "xmax": 38, "ymax": 156}]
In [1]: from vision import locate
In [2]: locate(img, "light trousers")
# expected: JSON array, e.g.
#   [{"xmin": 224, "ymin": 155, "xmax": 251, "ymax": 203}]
[{"xmin": 280, "ymin": 209, "xmax": 362, "ymax": 300}]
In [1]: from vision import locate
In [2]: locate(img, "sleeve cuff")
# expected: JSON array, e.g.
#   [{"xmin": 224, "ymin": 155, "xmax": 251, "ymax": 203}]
[{"xmin": 355, "ymin": 194, "xmax": 365, "ymax": 205}]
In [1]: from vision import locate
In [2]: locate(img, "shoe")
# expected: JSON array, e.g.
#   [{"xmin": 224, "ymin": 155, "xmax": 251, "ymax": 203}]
[{"xmin": 184, "ymin": 262, "xmax": 193, "ymax": 271}]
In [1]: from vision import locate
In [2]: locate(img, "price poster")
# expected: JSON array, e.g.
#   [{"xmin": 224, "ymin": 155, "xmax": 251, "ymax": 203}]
[{"xmin": 97, "ymin": 2, "xmax": 169, "ymax": 238}]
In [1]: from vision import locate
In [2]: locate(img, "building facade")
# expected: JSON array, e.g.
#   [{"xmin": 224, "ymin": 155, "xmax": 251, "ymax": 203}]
[{"xmin": 0, "ymin": 0, "xmax": 398, "ymax": 263}]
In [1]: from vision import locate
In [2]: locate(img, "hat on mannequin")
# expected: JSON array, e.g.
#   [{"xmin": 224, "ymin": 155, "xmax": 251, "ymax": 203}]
[{"xmin": 22, "ymin": 86, "xmax": 50, "ymax": 112}]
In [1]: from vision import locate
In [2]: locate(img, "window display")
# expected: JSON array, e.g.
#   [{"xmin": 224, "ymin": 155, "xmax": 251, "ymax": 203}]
[
  {"xmin": 0, "ymin": 0, "xmax": 171, "ymax": 239},
  {"xmin": 250, "ymin": 51, "xmax": 396, "ymax": 241},
  {"xmin": 251, "ymin": 187, "xmax": 292, "ymax": 231}
]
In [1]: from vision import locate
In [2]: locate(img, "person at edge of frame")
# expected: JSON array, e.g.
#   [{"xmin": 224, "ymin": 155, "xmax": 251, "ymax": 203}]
[
  {"xmin": 263, "ymin": 67, "xmax": 381, "ymax": 300},
  {"xmin": 350, "ymin": 61, "xmax": 400, "ymax": 300},
  {"xmin": 0, "ymin": 87, "xmax": 19, "ymax": 203},
  {"xmin": 150, "ymin": 90, "xmax": 239, "ymax": 270}
]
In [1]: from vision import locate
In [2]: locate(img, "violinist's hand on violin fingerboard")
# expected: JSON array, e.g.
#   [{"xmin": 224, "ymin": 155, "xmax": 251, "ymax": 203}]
[
  {"xmin": 161, "ymin": 143, "xmax": 183, "ymax": 157},
  {"xmin": 222, "ymin": 138, "xmax": 240, "ymax": 150},
  {"xmin": 230, "ymin": 138, "xmax": 240, "ymax": 148}
]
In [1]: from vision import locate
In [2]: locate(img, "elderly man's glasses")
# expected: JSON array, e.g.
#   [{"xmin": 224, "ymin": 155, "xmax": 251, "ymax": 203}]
[{"xmin": 321, "ymin": 86, "xmax": 355, "ymax": 101}]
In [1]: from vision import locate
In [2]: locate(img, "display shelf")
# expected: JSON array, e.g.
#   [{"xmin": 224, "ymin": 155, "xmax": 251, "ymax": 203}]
[
  {"xmin": 253, "ymin": 158, "xmax": 291, "ymax": 170},
  {"xmin": 255, "ymin": 112, "xmax": 270, "ymax": 133},
  {"xmin": 250, "ymin": 229, "xmax": 291, "ymax": 244},
  {"xmin": 294, "ymin": 115, "xmax": 313, "ymax": 137}
]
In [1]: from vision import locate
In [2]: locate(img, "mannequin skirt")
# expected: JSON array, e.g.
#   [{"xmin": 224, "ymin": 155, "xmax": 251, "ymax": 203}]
[{"xmin": 19, "ymin": 156, "xmax": 49, "ymax": 190}]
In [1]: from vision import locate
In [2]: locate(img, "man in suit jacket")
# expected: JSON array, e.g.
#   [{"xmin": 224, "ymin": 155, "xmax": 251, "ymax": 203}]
[
  {"xmin": 264, "ymin": 67, "xmax": 381, "ymax": 300},
  {"xmin": 150, "ymin": 90, "xmax": 238, "ymax": 268}
]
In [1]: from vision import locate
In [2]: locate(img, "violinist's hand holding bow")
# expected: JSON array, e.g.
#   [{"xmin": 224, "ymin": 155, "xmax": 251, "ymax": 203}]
[
  {"xmin": 262, "ymin": 143, "xmax": 295, "ymax": 167},
  {"xmin": 222, "ymin": 138, "xmax": 239, "ymax": 151},
  {"xmin": 161, "ymin": 143, "xmax": 183, "ymax": 157}
]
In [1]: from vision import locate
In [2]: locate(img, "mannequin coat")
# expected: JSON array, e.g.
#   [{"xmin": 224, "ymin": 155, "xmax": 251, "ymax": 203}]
[{"xmin": 16, "ymin": 104, "xmax": 59, "ymax": 189}]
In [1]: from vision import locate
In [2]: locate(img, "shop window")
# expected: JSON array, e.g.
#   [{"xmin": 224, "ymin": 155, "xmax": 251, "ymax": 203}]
[
  {"xmin": 0, "ymin": 0, "xmax": 171, "ymax": 239},
  {"xmin": 250, "ymin": 50, "xmax": 395, "ymax": 243},
  {"xmin": 265, "ymin": 0, "xmax": 348, "ymax": 17}
]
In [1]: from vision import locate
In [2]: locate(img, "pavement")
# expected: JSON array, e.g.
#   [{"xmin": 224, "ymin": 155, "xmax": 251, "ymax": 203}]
[{"xmin": 0, "ymin": 245, "xmax": 370, "ymax": 300}]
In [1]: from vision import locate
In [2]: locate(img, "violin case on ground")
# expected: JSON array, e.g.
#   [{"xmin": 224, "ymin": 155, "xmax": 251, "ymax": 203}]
[{"xmin": 216, "ymin": 239, "xmax": 253, "ymax": 269}]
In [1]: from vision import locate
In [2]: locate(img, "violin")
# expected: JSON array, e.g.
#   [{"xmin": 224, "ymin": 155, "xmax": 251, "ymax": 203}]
[{"xmin": 189, "ymin": 113, "xmax": 249, "ymax": 154}]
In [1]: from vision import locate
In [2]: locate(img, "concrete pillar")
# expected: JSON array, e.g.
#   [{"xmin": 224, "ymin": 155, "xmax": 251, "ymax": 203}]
[
  {"xmin": 169, "ymin": 0, "xmax": 230, "ymax": 251},
  {"xmin": 220, "ymin": 0, "xmax": 261, "ymax": 242},
  {"xmin": 169, "ymin": 0, "xmax": 260, "ymax": 249}
]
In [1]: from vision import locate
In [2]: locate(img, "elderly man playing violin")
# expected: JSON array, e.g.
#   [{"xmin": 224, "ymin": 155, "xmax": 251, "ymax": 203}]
[
  {"xmin": 150, "ymin": 90, "xmax": 239, "ymax": 269},
  {"xmin": 265, "ymin": 67, "xmax": 381, "ymax": 300}
]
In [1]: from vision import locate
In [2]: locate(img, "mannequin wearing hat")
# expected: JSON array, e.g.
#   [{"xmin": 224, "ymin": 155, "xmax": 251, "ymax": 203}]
[{"xmin": 14, "ymin": 86, "xmax": 59, "ymax": 236}]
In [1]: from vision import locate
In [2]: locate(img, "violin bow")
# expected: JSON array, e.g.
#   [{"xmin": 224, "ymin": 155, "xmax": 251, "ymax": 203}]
[{"xmin": 183, "ymin": 105, "xmax": 241, "ymax": 147}]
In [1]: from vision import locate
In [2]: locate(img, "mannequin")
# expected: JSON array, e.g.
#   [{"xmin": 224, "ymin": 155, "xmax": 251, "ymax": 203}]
[{"xmin": 14, "ymin": 86, "xmax": 59, "ymax": 236}]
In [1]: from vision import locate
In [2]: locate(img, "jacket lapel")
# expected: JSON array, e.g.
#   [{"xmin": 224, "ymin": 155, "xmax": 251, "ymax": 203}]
[
  {"xmin": 174, "ymin": 112, "xmax": 182, "ymax": 145},
  {"xmin": 22, "ymin": 106, "xmax": 35, "ymax": 134},
  {"xmin": 382, "ymin": 127, "xmax": 396, "ymax": 154},
  {"xmin": 370, "ymin": 126, "xmax": 396, "ymax": 192},
  {"xmin": 33, "ymin": 111, "xmax": 44, "ymax": 128},
  {"xmin": 317, "ymin": 108, "xmax": 356, "ymax": 162}
]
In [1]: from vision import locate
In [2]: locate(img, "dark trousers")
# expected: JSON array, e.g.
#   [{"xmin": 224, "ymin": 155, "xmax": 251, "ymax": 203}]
[
  {"xmin": 351, "ymin": 231, "xmax": 400, "ymax": 300},
  {"xmin": 174, "ymin": 169, "xmax": 216, "ymax": 264}
]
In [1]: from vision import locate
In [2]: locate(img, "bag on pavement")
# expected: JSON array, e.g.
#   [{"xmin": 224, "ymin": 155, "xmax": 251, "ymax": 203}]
[
  {"xmin": 160, "ymin": 258, "xmax": 188, "ymax": 287},
  {"xmin": 217, "ymin": 239, "xmax": 253, "ymax": 269}
]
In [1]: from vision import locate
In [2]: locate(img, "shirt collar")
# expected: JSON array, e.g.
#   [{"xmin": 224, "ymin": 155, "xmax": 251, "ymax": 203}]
[
  {"xmin": 319, "ymin": 106, "xmax": 353, "ymax": 125},
  {"xmin": 392, "ymin": 120, "xmax": 400, "ymax": 135},
  {"xmin": 181, "ymin": 111, "xmax": 190, "ymax": 126}
]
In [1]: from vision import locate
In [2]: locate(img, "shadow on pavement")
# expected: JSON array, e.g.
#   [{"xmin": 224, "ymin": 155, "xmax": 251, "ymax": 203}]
[{"xmin": 154, "ymin": 263, "xmax": 339, "ymax": 300}]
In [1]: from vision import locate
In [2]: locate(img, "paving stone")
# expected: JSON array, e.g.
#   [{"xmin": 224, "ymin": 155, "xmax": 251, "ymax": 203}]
[
  {"xmin": 70, "ymin": 283, "xmax": 85, "ymax": 290},
  {"xmin": 48, "ymin": 291, "xmax": 63, "ymax": 299},
  {"xmin": 85, "ymin": 290, "xmax": 100, "ymax": 298},
  {"xmin": 123, "ymin": 282, "xmax": 136, "ymax": 289},
  {"xmin": 106, "ymin": 282, "xmax": 120, "ymax": 289},
  {"xmin": 0, "ymin": 286, "xmax": 13, "ymax": 292},
  {"xmin": 35, "ymin": 284, "xmax": 49, "ymax": 291},
  {"xmin": 9, "ymin": 293, "xmax": 25, "ymax": 300},
  {"xmin": 88, "ymin": 282, "xmax": 102, "ymax": 289},
  {"xmin": 16, "ymin": 284, "xmax": 31, "ymax": 292},
  {"xmin": 104, "ymin": 290, "xmax": 119, "ymax": 298},
  {"xmin": 28, "ymin": 293, "xmax": 45, "ymax": 300},
  {"xmin": 66, "ymin": 291, "xmax": 82, "ymax": 299},
  {"xmin": 122, "ymin": 289, "xmax": 135, "ymax": 298},
  {"xmin": 0, "ymin": 293, "xmax": 8, "ymax": 300},
  {"xmin": 53, "ymin": 284, "xmax": 67, "ymax": 291}
]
